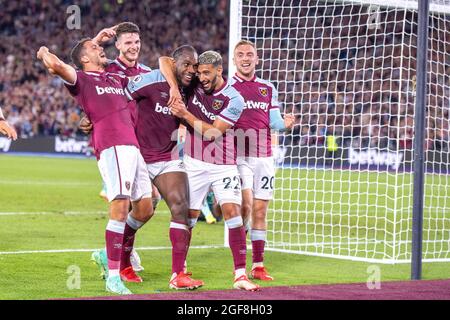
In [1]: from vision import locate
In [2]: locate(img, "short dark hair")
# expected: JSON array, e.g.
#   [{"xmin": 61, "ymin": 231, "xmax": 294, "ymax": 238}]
[
  {"xmin": 70, "ymin": 38, "xmax": 91, "ymax": 70},
  {"xmin": 171, "ymin": 45, "xmax": 197, "ymax": 60},
  {"xmin": 115, "ymin": 22, "xmax": 140, "ymax": 39}
]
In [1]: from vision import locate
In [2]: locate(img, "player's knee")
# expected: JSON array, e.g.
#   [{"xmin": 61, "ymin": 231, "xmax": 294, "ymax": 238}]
[
  {"xmin": 133, "ymin": 198, "xmax": 154, "ymax": 222},
  {"xmin": 252, "ymin": 208, "xmax": 267, "ymax": 223},
  {"xmin": 241, "ymin": 201, "xmax": 252, "ymax": 218},
  {"xmin": 222, "ymin": 203, "xmax": 241, "ymax": 220},
  {"xmin": 169, "ymin": 198, "xmax": 189, "ymax": 223}
]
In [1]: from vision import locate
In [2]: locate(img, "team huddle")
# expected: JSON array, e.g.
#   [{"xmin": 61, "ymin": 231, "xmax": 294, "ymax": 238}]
[{"xmin": 36, "ymin": 22, "xmax": 294, "ymax": 295}]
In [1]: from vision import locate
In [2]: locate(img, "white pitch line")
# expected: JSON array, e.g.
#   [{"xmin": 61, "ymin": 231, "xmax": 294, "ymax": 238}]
[
  {"xmin": 0, "ymin": 211, "xmax": 107, "ymax": 216},
  {"xmin": 0, "ymin": 180, "xmax": 98, "ymax": 186},
  {"xmin": 0, "ymin": 210, "xmax": 171, "ymax": 216},
  {"xmin": 0, "ymin": 245, "xmax": 225, "ymax": 255}
]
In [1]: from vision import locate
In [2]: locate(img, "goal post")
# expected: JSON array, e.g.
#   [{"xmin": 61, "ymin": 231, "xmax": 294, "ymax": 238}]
[{"xmin": 229, "ymin": 0, "xmax": 450, "ymax": 264}]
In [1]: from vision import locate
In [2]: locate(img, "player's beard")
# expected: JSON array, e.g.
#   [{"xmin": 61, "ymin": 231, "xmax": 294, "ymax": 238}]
[{"xmin": 203, "ymin": 74, "xmax": 217, "ymax": 94}]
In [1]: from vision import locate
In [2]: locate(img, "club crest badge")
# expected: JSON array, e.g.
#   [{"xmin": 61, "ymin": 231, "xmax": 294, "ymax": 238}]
[
  {"xmin": 212, "ymin": 99, "xmax": 224, "ymax": 110},
  {"xmin": 125, "ymin": 181, "xmax": 131, "ymax": 191},
  {"xmin": 259, "ymin": 87, "xmax": 268, "ymax": 97}
]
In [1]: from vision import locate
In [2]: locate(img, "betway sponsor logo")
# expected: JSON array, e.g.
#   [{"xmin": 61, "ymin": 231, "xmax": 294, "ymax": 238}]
[
  {"xmin": 95, "ymin": 86, "xmax": 125, "ymax": 96},
  {"xmin": 155, "ymin": 103, "xmax": 171, "ymax": 115},
  {"xmin": 192, "ymin": 95, "xmax": 216, "ymax": 120},
  {"xmin": 55, "ymin": 136, "xmax": 89, "ymax": 153},
  {"xmin": 244, "ymin": 100, "xmax": 269, "ymax": 111},
  {"xmin": 348, "ymin": 147, "xmax": 403, "ymax": 170}
]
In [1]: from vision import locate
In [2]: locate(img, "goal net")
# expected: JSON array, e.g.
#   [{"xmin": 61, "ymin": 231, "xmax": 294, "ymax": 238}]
[{"xmin": 229, "ymin": 0, "xmax": 450, "ymax": 263}]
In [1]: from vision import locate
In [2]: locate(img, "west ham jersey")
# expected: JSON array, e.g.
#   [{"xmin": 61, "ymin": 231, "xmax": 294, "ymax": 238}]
[
  {"xmin": 64, "ymin": 70, "xmax": 138, "ymax": 154},
  {"xmin": 230, "ymin": 73, "xmax": 281, "ymax": 157},
  {"xmin": 184, "ymin": 81, "xmax": 245, "ymax": 165},
  {"xmin": 125, "ymin": 69, "xmax": 181, "ymax": 164},
  {"xmin": 105, "ymin": 58, "xmax": 152, "ymax": 127}
]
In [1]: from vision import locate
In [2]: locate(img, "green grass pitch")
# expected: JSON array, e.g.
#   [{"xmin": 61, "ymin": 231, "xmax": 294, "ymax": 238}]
[{"xmin": 0, "ymin": 154, "xmax": 449, "ymax": 299}]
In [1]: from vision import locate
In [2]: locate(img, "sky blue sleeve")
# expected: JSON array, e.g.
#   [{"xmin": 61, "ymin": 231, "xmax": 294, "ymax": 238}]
[
  {"xmin": 217, "ymin": 93, "xmax": 245, "ymax": 126},
  {"xmin": 270, "ymin": 108, "xmax": 286, "ymax": 131},
  {"xmin": 125, "ymin": 69, "xmax": 165, "ymax": 99}
]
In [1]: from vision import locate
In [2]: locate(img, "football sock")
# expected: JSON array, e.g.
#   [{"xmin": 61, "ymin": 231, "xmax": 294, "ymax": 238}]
[
  {"xmin": 169, "ymin": 221, "xmax": 190, "ymax": 274},
  {"xmin": 226, "ymin": 216, "xmax": 247, "ymax": 272},
  {"xmin": 120, "ymin": 214, "xmax": 144, "ymax": 271},
  {"xmin": 105, "ymin": 219, "xmax": 125, "ymax": 277},
  {"xmin": 251, "ymin": 229, "xmax": 266, "ymax": 266}
]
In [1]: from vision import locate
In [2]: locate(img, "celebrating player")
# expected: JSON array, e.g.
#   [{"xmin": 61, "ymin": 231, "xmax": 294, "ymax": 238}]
[
  {"xmin": 165, "ymin": 51, "xmax": 260, "ymax": 291},
  {"xmin": 0, "ymin": 108, "xmax": 17, "ymax": 140},
  {"xmin": 231, "ymin": 40, "xmax": 295, "ymax": 281},
  {"xmin": 86, "ymin": 22, "xmax": 155, "ymax": 279},
  {"xmin": 36, "ymin": 41, "xmax": 153, "ymax": 295},
  {"xmin": 124, "ymin": 45, "xmax": 204, "ymax": 290}
]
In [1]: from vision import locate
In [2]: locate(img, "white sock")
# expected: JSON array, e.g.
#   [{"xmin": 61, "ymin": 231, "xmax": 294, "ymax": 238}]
[{"xmin": 234, "ymin": 268, "xmax": 246, "ymax": 279}]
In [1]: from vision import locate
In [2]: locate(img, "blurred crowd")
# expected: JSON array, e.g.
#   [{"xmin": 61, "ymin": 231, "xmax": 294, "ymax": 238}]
[
  {"xmin": 248, "ymin": 1, "xmax": 450, "ymax": 152},
  {"xmin": 1, "ymin": 0, "xmax": 449, "ymax": 153},
  {"xmin": 0, "ymin": 0, "xmax": 228, "ymax": 138}
]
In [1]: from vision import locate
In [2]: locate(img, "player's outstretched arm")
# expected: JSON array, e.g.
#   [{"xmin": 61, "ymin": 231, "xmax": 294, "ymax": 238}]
[
  {"xmin": 159, "ymin": 56, "xmax": 183, "ymax": 106},
  {"xmin": 36, "ymin": 46, "xmax": 77, "ymax": 84},
  {"xmin": 0, "ymin": 108, "xmax": 17, "ymax": 140},
  {"xmin": 170, "ymin": 100, "xmax": 231, "ymax": 140}
]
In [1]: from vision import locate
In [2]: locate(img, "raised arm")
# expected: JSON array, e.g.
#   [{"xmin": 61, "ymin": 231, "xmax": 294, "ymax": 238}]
[
  {"xmin": 92, "ymin": 26, "xmax": 117, "ymax": 45},
  {"xmin": 159, "ymin": 56, "xmax": 182, "ymax": 106},
  {"xmin": 36, "ymin": 46, "xmax": 77, "ymax": 84}
]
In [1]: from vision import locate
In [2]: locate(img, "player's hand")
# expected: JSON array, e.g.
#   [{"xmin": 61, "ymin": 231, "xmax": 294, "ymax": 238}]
[
  {"xmin": 79, "ymin": 116, "xmax": 93, "ymax": 134},
  {"xmin": 93, "ymin": 27, "xmax": 117, "ymax": 44},
  {"xmin": 168, "ymin": 87, "xmax": 183, "ymax": 107},
  {"xmin": 36, "ymin": 46, "xmax": 49, "ymax": 60},
  {"xmin": 284, "ymin": 113, "xmax": 295, "ymax": 130},
  {"xmin": 170, "ymin": 100, "xmax": 188, "ymax": 118},
  {"xmin": 0, "ymin": 120, "xmax": 18, "ymax": 141}
]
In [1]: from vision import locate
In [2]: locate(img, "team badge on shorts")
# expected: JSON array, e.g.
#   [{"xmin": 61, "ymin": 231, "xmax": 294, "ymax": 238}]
[
  {"xmin": 125, "ymin": 181, "xmax": 131, "ymax": 191},
  {"xmin": 259, "ymin": 87, "xmax": 268, "ymax": 97},
  {"xmin": 212, "ymin": 99, "xmax": 224, "ymax": 110}
]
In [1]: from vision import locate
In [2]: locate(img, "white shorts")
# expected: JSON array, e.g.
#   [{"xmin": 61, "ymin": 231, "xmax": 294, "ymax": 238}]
[
  {"xmin": 237, "ymin": 156, "xmax": 275, "ymax": 200},
  {"xmin": 184, "ymin": 155, "xmax": 242, "ymax": 210},
  {"xmin": 146, "ymin": 160, "xmax": 186, "ymax": 181},
  {"xmin": 97, "ymin": 145, "xmax": 151, "ymax": 202}
]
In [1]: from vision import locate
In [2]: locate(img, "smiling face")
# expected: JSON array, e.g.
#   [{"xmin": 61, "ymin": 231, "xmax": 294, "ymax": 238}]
[
  {"xmin": 116, "ymin": 32, "xmax": 141, "ymax": 64},
  {"xmin": 81, "ymin": 40, "xmax": 108, "ymax": 68},
  {"xmin": 175, "ymin": 51, "xmax": 198, "ymax": 88},
  {"xmin": 197, "ymin": 63, "xmax": 222, "ymax": 94},
  {"xmin": 233, "ymin": 43, "xmax": 259, "ymax": 79}
]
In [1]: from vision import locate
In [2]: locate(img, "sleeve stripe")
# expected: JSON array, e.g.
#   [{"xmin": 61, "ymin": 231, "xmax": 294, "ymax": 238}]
[
  {"xmin": 217, "ymin": 115, "xmax": 235, "ymax": 126},
  {"xmin": 124, "ymin": 88, "xmax": 133, "ymax": 101}
]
